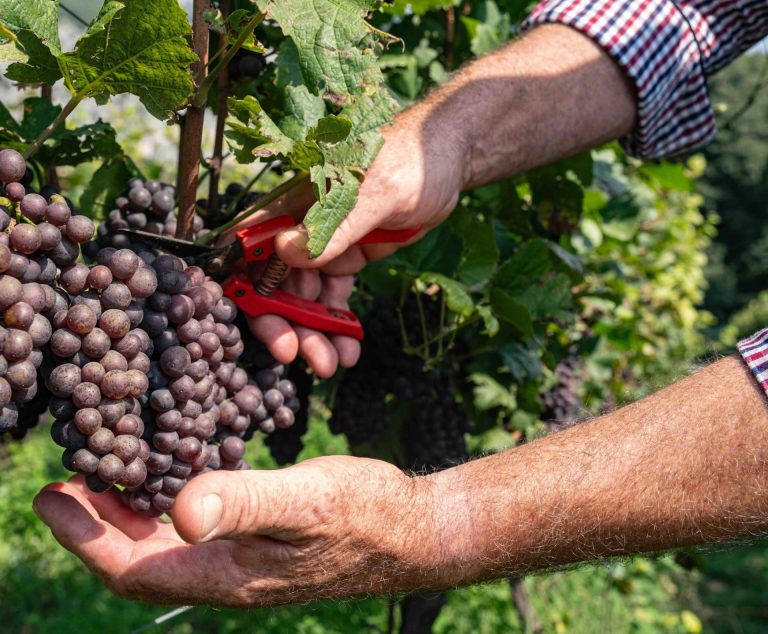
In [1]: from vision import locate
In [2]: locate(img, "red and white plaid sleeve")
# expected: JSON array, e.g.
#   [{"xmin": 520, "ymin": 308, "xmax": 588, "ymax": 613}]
[{"xmin": 525, "ymin": 0, "xmax": 768, "ymax": 159}]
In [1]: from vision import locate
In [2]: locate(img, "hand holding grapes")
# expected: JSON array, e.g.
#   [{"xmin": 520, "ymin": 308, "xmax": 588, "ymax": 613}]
[{"xmin": 33, "ymin": 456, "xmax": 444, "ymax": 606}]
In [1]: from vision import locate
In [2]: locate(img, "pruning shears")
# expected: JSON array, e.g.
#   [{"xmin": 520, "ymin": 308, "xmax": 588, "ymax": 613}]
[{"xmin": 119, "ymin": 217, "xmax": 420, "ymax": 340}]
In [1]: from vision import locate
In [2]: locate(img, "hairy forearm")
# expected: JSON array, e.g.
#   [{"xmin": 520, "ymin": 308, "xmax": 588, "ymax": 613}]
[
  {"xmin": 428, "ymin": 356, "xmax": 768, "ymax": 584},
  {"xmin": 403, "ymin": 24, "xmax": 636, "ymax": 189}
]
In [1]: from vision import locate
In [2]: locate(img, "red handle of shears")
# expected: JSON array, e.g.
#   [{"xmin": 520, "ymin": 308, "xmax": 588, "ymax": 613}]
[
  {"xmin": 236, "ymin": 217, "xmax": 421, "ymax": 263},
  {"xmin": 226, "ymin": 217, "xmax": 422, "ymax": 339},
  {"xmin": 223, "ymin": 275, "xmax": 365, "ymax": 340}
]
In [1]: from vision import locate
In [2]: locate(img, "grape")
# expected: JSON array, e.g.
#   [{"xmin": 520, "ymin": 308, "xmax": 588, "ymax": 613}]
[
  {"xmin": 74, "ymin": 408, "xmax": 102, "ymax": 435},
  {"xmin": 97, "ymin": 399, "xmax": 125, "ymax": 426},
  {"xmin": 10, "ymin": 224, "xmax": 42, "ymax": 254},
  {"xmin": 220, "ymin": 436, "xmax": 245, "ymax": 462},
  {"xmin": 101, "ymin": 370, "xmax": 130, "ymax": 400},
  {"xmin": 4, "ymin": 301, "xmax": 34, "ymax": 330},
  {"xmin": 120, "ymin": 458, "xmax": 148, "ymax": 488},
  {"xmin": 129, "ymin": 187, "xmax": 152, "ymax": 211},
  {"xmin": 4, "ymin": 329, "xmax": 32, "ymax": 361},
  {"xmin": 101, "ymin": 283, "xmax": 132, "ymax": 309},
  {"xmin": 0, "ymin": 150, "xmax": 25, "ymax": 183},
  {"xmin": 50, "ymin": 236, "xmax": 80, "ymax": 267},
  {"xmin": 65, "ymin": 215, "xmax": 95, "ymax": 243},
  {"xmin": 81, "ymin": 328, "xmax": 111, "ymax": 358},
  {"xmin": 66, "ymin": 304, "xmax": 98, "ymax": 335},
  {"xmin": 88, "ymin": 427, "xmax": 115, "ymax": 455},
  {"xmin": 113, "ymin": 434, "xmax": 141, "ymax": 463},
  {"xmin": 50, "ymin": 328, "xmax": 81, "ymax": 357},
  {"xmin": 72, "ymin": 449, "xmax": 100, "ymax": 475},
  {"xmin": 6, "ymin": 361, "xmax": 36, "ymax": 390},
  {"xmin": 101, "ymin": 351, "xmax": 128, "ymax": 372},
  {"xmin": 87, "ymin": 265, "xmax": 113, "ymax": 290},
  {"xmin": 114, "ymin": 413, "xmax": 142, "ymax": 436},
  {"xmin": 46, "ymin": 201, "xmax": 71, "ymax": 226},
  {"xmin": 159, "ymin": 346, "xmax": 190, "ymax": 378},
  {"xmin": 99, "ymin": 309, "xmax": 131, "ymax": 338},
  {"xmin": 85, "ymin": 473, "xmax": 112, "ymax": 493},
  {"xmin": 60, "ymin": 264, "xmax": 90, "ymax": 293},
  {"xmin": 98, "ymin": 454, "xmax": 125, "ymax": 484},
  {"xmin": 174, "ymin": 436, "xmax": 202, "ymax": 462},
  {"xmin": 19, "ymin": 193, "xmax": 47, "ymax": 221},
  {"xmin": 0, "ymin": 275, "xmax": 22, "ymax": 310},
  {"xmin": 273, "ymin": 406, "xmax": 295, "ymax": 429},
  {"xmin": 146, "ymin": 450, "xmax": 172, "ymax": 475},
  {"xmin": 0, "ymin": 377, "xmax": 11, "ymax": 408}
]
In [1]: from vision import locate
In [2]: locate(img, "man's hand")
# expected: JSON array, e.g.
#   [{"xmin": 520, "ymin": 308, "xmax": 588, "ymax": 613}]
[
  {"xmin": 231, "ymin": 113, "xmax": 466, "ymax": 376},
  {"xmin": 236, "ymin": 24, "xmax": 636, "ymax": 375},
  {"xmin": 33, "ymin": 457, "xmax": 446, "ymax": 607}
]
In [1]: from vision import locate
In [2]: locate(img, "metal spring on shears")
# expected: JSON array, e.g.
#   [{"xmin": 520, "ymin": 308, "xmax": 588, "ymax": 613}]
[{"xmin": 255, "ymin": 253, "xmax": 290, "ymax": 296}]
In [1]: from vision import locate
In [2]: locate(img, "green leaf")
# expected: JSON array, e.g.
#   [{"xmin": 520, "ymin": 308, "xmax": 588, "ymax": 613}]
[
  {"xmin": 469, "ymin": 372, "xmax": 516, "ymax": 411},
  {"xmin": 0, "ymin": 0, "xmax": 61, "ymax": 80},
  {"xmin": 79, "ymin": 155, "xmax": 136, "ymax": 222},
  {"xmin": 310, "ymin": 115, "xmax": 353, "ymax": 144},
  {"xmin": 17, "ymin": 97, "xmax": 60, "ymax": 140},
  {"xmin": 490, "ymin": 288, "xmax": 533, "ymax": 338},
  {"xmin": 0, "ymin": 101, "xmax": 21, "ymax": 136},
  {"xmin": 499, "ymin": 343, "xmax": 541, "ymax": 381},
  {"xmin": 4, "ymin": 29, "xmax": 61, "ymax": 84},
  {"xmin": 516, "ymin": 273, "xmax": 572, "ymax": 320},
  {"xmin": 419, "ymin": 272, "xmax": 474, "ymax": 317},
  {"xmin": 451, "ymin": 211, "xmax": 499, "ymax": 287},
  {"xmin": 57, "ymin": 0, "xmax": 197, "ymax": 120},
  {"xmin": 304, "ymin": 169, "xmax": 361, "ymax": 257},
  {"xmin": 493, "ymin": 239, "xmax": 550, "ymax": 294},
  {"xmin": 38, "ymin": 121, "xmax": 120, "ymax": 167},
  {"xmin": 280, "ymin": 85, "xmax": 326, "ymax": 140},
  {"xmin": 476, "ymin": 305, "xmax": 499, "ymax": 337},
  {"xmin": 385, "ymin": 224, "xmax": 462, "ymax": 277}
]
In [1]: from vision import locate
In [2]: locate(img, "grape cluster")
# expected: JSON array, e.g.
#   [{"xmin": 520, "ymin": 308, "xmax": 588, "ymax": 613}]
[
  {"xmin": 97, "ymin": 177, "xmax": 211, "ymax": 248},
  {"xmin": 541, "ymin": 353, "xmax": 582, "ymax": 424},
  {"xmin": 263, "ymin": 361, "xmax": 312, "ymax": 465},
  {"xmin": 0, "ymin": 149, "xmax": 95, "ymax": 436},
  {"xmin": 329, "ymin": 294, "xmax": 472, "ymax": 471},
  {"xmin": 0, "ymin": 146, "xmax": 307, "ymax": 517}
]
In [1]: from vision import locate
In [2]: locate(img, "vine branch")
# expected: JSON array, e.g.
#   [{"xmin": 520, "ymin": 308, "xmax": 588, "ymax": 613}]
[{"xmin": 176, "ymin": 0, "xmax": 211, "ymax": 240}]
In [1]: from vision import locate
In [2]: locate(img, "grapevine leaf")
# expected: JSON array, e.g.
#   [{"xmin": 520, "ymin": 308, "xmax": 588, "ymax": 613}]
[
  {"xmin": 17, "ymin": 97, "xmax": 60, "ymax": 140},
  {"xmin": 516, "ymin": 274, "xmax": 572, "ymax": 320},
  {"xmin": 0, "ymin": 101, "xmax": 21, "ymax": 136},
  {"xmin": 304, "ymin": 169, "xmax": 361, "ymax": 256},
  {"xmin": 280, "ymin": 85, "xmax": 326, "ymax": 140},
  {"xmin": 419, "ymin": 272, "xmax": 474, "ymax": 317},
  {"xmin": 490, "ymin": 288, "xmax": 533, "ymax": 338},
  {"xmin": 38, "ymin": 121, "xmax": 121, "ymax": 167},
  {"xmin": 57, "ymin": 0, "xmax": 197, "ymax": 120},
  {"xmin": 499, "ymin": 343, "xmax": 541, "ymax": 381},
  {"xmin": 493, "ymin": 239, "xmax": 550, "ymax": 294},
  {"xmin": 79, "ymin": 155, "xmax": 137, "ymax": 222},
  {"xmin": 4, "ymin": 30, "xmax": 61, "ymax": 84},
  {"xmin": 451, "ymin": 212, "xmax": 499, "ymax": 287},
  {"xmin": 385, "ymin": 224, "xmax": 462, "ymax": 276},
  {"xmin": 310, "ymin": 115, "xmax": 353, "ymax": 144},
  {"xmin": 469, "ymin": 373, "xmax": 516, "ymax": 411},
  {"xmin": 0, "ymin": 0, "xmax": 61, "ymax": 80},
  {"xmin": 257, "ymin": 0, "xmax": 396, "ymax": 255},
  {"xmin": 476, "ymin": 305, "xmax": 500, "ymax": 337},
  {"xmin": 547, "ymin": 241, "xmax": 584, "ymax": 276}
]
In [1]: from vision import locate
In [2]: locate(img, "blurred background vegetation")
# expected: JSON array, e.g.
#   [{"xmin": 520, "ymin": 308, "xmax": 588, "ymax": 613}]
[{"xmin": 3, "ymin": 1, "xmax": 768, "ymax": 633}]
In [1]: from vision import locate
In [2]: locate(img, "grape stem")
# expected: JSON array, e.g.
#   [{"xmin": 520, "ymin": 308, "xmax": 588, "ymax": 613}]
[
  {"xmin": 22, "ymin": 96, "xmax": 81, "ymax": 160},
  {"xmin": 197, "ymin": 171, "xmax": 308, "ymax": 244},
  {"xmin": 191, "ymin": 11, "xmax": 265, "ymax": 109}
]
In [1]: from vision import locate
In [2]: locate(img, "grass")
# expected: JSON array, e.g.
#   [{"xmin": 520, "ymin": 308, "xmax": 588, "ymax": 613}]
[{"xmin": 1, "ymin": 418, "xmax": 766, "ymax": 633}]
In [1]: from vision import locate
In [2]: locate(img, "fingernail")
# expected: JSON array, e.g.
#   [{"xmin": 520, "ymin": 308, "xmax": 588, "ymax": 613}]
[{"xmin": 199, "ymin": 493, "xmax": 223, "ymax": 541}]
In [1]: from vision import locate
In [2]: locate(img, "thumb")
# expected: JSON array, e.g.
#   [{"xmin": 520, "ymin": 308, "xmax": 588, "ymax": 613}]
[
  {"xmin": 274, "ymin": 204, "xmax": 387, "ymax": 268},
  {"xmin": 172, "ymin": 469, "xmax": 311, "ymax": 544}
]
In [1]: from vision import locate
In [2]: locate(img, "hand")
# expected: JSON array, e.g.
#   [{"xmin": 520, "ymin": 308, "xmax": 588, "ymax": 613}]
[
  {"xmin": 229, "ymin": 112, "xmax": 466, "ymax": 376},
  {"xmin": 33, "ymin": 457, "xmax": 448, "ymax": 606}
]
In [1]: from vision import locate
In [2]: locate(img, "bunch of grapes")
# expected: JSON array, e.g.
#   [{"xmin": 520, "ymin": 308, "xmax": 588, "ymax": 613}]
[
  {"xmin": 228, "ymin": 49, "xmax": 266, "ymax": 82},
  {"xmin": 0, "ymin": 148, "xmax": 96, "ymax": 436},
  {"xmin": 97, "ymin": 177, "xmax": 211, "ymax": 249},
  {"xmin": 0, "ymin": 146, "xmax": 306, "ymax": 517},
  {"xmin": 263, "ymin": 361, "xmax": 312, "ymax": 465},
  {"xmin": 329, "ymin": 293, "xmax": 472, "ymax": 472},
  {"xmin": 540, "ymin": 352, "xmax": 582, "ymax": 424}
]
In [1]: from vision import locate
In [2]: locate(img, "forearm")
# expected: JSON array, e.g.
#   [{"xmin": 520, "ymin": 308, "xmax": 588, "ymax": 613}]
[
  {"xmin": 429, "ymin": 355, "xmax": 768, "ymax": 584},
  {"xmin": 402, "ymin": 23, "xmax": 636, "ymax": 189}
]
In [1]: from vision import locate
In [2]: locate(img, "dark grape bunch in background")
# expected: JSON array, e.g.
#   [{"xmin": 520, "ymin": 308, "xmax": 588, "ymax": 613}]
[
  {"xmin": 0, "ymin": 147, "xmax": 305, "ymax": 517},
  {"xmin": 330, "ymin": 293, "xmax": 472, "ymax": 472},
  {"xmin": 540, "ymin": 352, "xmax": 582, "ymax": 426}
]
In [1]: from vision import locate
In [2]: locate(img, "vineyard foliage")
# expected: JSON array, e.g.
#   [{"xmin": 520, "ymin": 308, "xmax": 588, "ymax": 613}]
[{"xmin": 0, "ymin": 0, "xmax": 715, "ymax": 459}]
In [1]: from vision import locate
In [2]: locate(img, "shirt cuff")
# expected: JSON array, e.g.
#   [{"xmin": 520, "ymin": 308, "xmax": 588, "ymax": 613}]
[
  {"xmin": 524, "ymin": 0, "xmax": 716, "ymax": 159},
  {"xmin": 737, "ymin": 329, "xmax": 768, "ymax": 394}
]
